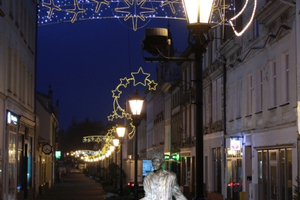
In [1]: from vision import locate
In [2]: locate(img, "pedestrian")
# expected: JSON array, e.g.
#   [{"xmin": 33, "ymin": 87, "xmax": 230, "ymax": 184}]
[
  {"xmin": 59, "ymin": 170, "xmax": 66, "ymax": 183},
  {"xmin": 141, "ymin": 151, "xmax": 187, "ymax": 200}
]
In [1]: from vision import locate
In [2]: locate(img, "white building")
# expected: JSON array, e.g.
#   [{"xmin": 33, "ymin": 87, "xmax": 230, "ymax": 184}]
[
  {"xmin": 222, "ymin": 1, "xmax": 299, "ymax": 199},
  {"xmin": 0, "ymin": 0, "xmax": 37, "ymax": 199}
]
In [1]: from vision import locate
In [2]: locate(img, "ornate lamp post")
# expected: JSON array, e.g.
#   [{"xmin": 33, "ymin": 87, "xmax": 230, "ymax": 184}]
[
  {"xmin": 128, "ymin": 90, "xmax": 144, "ymax": 200},
  {"xmin": 181, "ymin": 1, "xmax": 215, "ymax": 199},
  {"xmin": 115, "ymin": 126, "xmax": 126, "ymax": 196}
]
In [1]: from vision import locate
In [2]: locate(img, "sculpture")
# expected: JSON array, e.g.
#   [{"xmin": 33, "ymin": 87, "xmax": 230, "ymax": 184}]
[{"xmin": 141, "ymin": 151, "xmax": 187, "ymax": 200}]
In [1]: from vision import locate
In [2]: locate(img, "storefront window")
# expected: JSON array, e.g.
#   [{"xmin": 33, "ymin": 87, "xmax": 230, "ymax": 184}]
[
  {"xmin": 9, "ymin": 133, "xmax": 17, "ymax": 198},
  {"xmin": 257, "ymin": 148, "xmax": 292, "ymax": 200},
  {"xmin": 226, "ymin": 148, "xmax": 243, "ymax": 200},
  {"xmin": 27, "ymin": 138, "xmax": 32, "ymax": 187},
  {"xmin": 213, "ymin": 148, "xmax": 222, "ymax": 193}
]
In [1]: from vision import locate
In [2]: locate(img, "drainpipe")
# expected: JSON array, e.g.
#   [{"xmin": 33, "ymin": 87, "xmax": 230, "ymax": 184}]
[{"xmin": 222, "ymin": 56, "xmax": 227, "ymax": 198}]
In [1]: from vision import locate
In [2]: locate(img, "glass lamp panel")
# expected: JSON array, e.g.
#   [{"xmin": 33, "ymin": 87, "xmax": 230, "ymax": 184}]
[
  {"xmin": 110, "ymin": 146, "xmax": 115, "ymax": 151},
  {"xmin": 183, "ymin": 0, "xmax": 214, "ymax": 24},
  {"xmin": 183, "ymin": 0, "xmax": 199, "ymax": 24},
  {"xmin": 116, "ymin": 127, "xmax": 126, "ymax": 138},
  {"xmin": 129, "ymin": 100, "xmax": 144, "ymax": 115},
  {"xmin": 113, "ymin": 139, "xmax": 120, "ymax": 146},
  {"xmin": 199, "ymin": 0, "xmax": 214, "ymax": 23}
]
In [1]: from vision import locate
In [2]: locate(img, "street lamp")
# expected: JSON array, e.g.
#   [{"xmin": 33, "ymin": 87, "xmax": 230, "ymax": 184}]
[
  {"xmin": 116, "ymin": 126, "xmax": 126, "ymax": 196},
  {"xmin": 141, "ymin": 1, "xmax": 214, "ymax": 199},
  {"xmin": 181, "ymin": 1, "xmax": 213, "ymax": 199},
  {"xmin": 128, "ymin": 90, "xmax": 144, "ymax": 200}
]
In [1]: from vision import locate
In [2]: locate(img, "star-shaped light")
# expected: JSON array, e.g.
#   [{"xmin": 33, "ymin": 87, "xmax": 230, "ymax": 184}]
[
  {"xmin": 112, "ymin": 88, "xmax": 122, "ymax": 98},
  {"xmin": 161, "ymin": 0, "xmax": 180, "ymax": 14},
  {"xmin": 131, "ymin": 67, "xmax": 150, "ymax": 86},
  {"xmin": 213, "ymin": 0, "xmax": 230, "ymax": 22},
  {"xmin": 66, "ymin": 0, "xmax": 86, "ymax": 23},
  {"xmin": 120, "ymin": 77, "xmax": 130, "ymax": 88},
  {"xmin": 42, "ymin": 0, "xmax": 62, "ymax": 19},
  {"xmin": 148, "ymin": 80, "xmax": 158, "ymax": 90},
  {"xmin": 91, "ymin": 0, "xmax": 110, "ymax": 13},
  {"xmin": 107, "ymin": 114, "xmax": 114, "ymax": 121},
  {"xmin": 114, "ymin": 0, "xmax": 155, "ymax": 31}
]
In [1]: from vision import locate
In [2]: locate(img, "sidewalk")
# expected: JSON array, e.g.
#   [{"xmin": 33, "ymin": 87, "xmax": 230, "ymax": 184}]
[{"xmin": 36, "ymin": 166, "xmax": 107, "ymax": 200}]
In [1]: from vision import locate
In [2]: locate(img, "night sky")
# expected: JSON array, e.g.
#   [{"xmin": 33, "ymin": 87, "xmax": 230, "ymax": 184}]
[{"xmin": 37, "ymin": 18, "xmax": 189, "ymax": 130}]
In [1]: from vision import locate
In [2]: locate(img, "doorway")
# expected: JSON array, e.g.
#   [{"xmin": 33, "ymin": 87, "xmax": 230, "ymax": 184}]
[{"xmin": 258, "ymin": 148, "xmax": 292, "ymax": 200}]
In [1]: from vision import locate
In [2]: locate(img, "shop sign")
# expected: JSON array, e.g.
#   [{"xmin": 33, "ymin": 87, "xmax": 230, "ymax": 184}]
[
  {"xmin": 230, "ymin": 138, "xmax": 241, "ymax": 151},
  {"xmin": 7, "ymin": 111, "xmax": 18, "ymax": 125}
]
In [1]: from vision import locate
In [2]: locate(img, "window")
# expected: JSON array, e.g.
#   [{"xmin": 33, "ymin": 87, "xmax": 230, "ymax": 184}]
[
  {"xmin": 204, "ymin": 86, "xmax": 211, "ymax": 125},
  {"xmin": 229, "ymin": 83, "xmax": 234, "ymax": 120},
  {"xmin": 217, "ymin": 78, "xmax": 223, "ymax": 121},
  {"xmin": 212, "ymin": 78, "xmax": 222, "ymax": 122},
  {"xmin": 236, "ymin": 79, "xmax": 242, "ymax": 118},
  {"xmin": 269, "ymin": 61, "xmax": 277, "ymax": 108},
  {"xmin": 8, "ymin": 47, "xmax": 12, "ymax": 91},
  {"xmin": 256, "ymin": 69, "xmax": 263, "ymax": 112},
  {"xmin": 212, "ymin": 81, "xmax": 217, "ymax": 122},
  {"xmin": 13, "ymin": 53, "xmax": 18, "ymax": 95},
  {"xmin": 281, "ymin": 53, "xmax": 289, "ymax": 104},
  {"xmin": 247, "ymin": 74, "xmax": 253, "ymax": 115},
  {"xmin": 213, "ymin": 148, "xmax": 222, "ymax": 193},
  {"xmin": 251, "ymin": 19, "xmax": 259, "ymax": 39},
  {"xmin": 19, "ymin": 61, "xmax": 23, "ymax": 100}
]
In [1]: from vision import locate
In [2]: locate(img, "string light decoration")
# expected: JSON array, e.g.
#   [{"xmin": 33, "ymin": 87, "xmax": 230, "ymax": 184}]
[
  {"xmin": 107, "ymin": 67, "xmax": 157, "ymax": 139},
  {"xmin": 81, "ymin": 67, "xmax": 157, "ymax": 160},
  {"xmin": 38, "ymin": 0, "xmax": 246, "ymax": 31},
  {"xmin": 228, "ymin": 0, "xmax": 257, "ymax": 36}
]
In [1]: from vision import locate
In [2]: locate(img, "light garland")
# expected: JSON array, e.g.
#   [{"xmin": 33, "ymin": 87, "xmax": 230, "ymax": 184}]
[
  {"xmin": 229, "ymin": 0, "xmax": 257, "ymax": 37},
  {"xmin": 39, "ymin": 0, "xmax": 187, "ymax": 30},
  {"xmin": 108, "ymin": 67, "xmax": 157, "ymax": 139},
  {"xmin": 81, "ymin": 67, "xmax": 157, "ymax": 161}
]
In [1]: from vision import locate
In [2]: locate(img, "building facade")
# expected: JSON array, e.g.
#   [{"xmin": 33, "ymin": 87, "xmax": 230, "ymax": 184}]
[
  {"xmin": 36, "ymin": 89, "xmax": 59, "ymax": 195},
  {"xmin": 0, "ymin": 0, "xmax": 37, "ymax": 199},
  {"xmin": 223, "ymin": 1, "xmax": 298, "ymax": 199}
]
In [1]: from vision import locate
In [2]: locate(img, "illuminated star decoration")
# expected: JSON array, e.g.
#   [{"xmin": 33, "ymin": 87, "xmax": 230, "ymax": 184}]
[
  {"xmin": 211, "ymin": 0, "xmax": 230, "ymax": 28},
  {"xmin": 82, "ymin": 135, "xmax": 104, "ymax": 143},
  {"xmin": 114, "ymin": 0, "xmax": 155, "ymax": 31},
  {"xmin": 161, "ymin": 0, "xmax": 180, "ymax": 14},
  {"xmin": 107, "ymin": 67, "xmax": 157, "ymax": 139},
  {"xmin": 91, "ymin": 0, "xmax": 110, "ymax": 13},
  {"xmin": 42, "ymin": 0, "xmax": 61, "ymax": 18},
  {"xmin": 66, "ymin": 0, "xmax": 86, "ymax": 23}
]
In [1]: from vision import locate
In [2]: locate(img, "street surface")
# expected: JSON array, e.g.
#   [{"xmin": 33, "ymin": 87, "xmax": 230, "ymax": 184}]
[{"xmin": 36, "ymin": 166, "xmax": 107, "ymax": 200}]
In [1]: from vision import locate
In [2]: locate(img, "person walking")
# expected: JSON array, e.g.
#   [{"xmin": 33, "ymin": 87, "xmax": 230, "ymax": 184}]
[{"xmin": 59, "ymin": 170, "xmax": 66, "ymax": 183}]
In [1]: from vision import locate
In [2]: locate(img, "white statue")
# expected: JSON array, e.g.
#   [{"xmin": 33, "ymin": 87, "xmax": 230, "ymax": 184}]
[{"xmin": 141, "ymin": 151, "xmax": 187, "ymax": 200}]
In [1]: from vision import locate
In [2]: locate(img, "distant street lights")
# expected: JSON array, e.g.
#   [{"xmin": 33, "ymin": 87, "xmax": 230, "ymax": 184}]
[
  {"xmin": 128, "ymin": 90, "xmax": 144, "ymax": 200},
  {"xmin": 115, "ymin": 126, "xmax": 126, "ymax": 196}
]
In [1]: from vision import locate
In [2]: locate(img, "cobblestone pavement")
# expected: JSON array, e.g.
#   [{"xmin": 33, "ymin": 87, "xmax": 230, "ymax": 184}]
[{"xmin": 36, "ymin": 166, "xmax": 107, "ymax": 200}]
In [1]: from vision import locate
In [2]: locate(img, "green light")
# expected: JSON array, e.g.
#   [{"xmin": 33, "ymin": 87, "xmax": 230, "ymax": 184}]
[
  {"xmin": 55, "ymin": 151, "xmax": 61, "ymax": 159},
  {"xmin": 164, "ymin": 155, "xmax": 170, "ymax": 160},
  {"xmin": 172, "ymin": 154, "xmax": 180, "ymax": 161}
]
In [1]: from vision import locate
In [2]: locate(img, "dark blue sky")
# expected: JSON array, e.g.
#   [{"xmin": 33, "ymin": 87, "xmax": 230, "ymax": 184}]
[{"xmin": 37, "ymin": 18, "xmax": 188, "ymax": 130}]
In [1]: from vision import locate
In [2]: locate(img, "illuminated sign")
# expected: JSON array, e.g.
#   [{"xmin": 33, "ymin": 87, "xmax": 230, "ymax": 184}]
[
  {"xmin": 55, "ymin": 151, "xmax": 61, "ymax": 159},
  {"xmin": 7, "ymin": 111, "xmax": 18, "ymax": 125},
  {"xmin": 230, "ymin": 138, "xmax": 241, "ymax": 151},
  {"xmin": 172, "ymin": 154, "xmax": 180, "ymax": 161}
]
